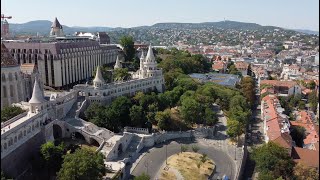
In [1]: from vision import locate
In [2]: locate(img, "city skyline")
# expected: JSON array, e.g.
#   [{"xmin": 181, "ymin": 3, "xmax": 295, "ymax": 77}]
[{"xmin": 2, "ymin": 0, "xmax": 319, "ymax": 31}]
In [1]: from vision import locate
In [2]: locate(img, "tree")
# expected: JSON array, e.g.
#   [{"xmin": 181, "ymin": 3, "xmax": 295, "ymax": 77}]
[
  {"xmin": 108, "ymin": 96, "xmax": 132, "ymax": 128},
  {"xmin": 181, "ymin": 145, "xmax": 188, "ymax": 153},
  {"xmin": 155, "ymin": 109, "xmax": 171, "ymax": 130},
  {"xmin": 306, "ymin": 81, "xmax": 316, "ymax": 90},
  {"xmin": 113, "ymin": 68, "xmax": 131, "ymax": 81},
  {"xmin": 293, "ymin": 162, "xmax": 319, "ymax": 180},
  {"xmin": 134, "ymin": 172, "xmax": 150, "ymax": 180},
  {"xmin": 40, "ymin": 141, "xmax": 65, "ymax": 176},
  {"xmin": 252, "ymin": 142, "xmax": 295, "ymax": 180},
  {"xmin": 226, "ymin": 119, "xmax": 244, "ymax": 139},
  {"xmin": 130, "ymin": 105, "xmax": 145, "ymax": 126},
  {"xmin": 1, "ymin": 106, "xmax": 25, "ymax": 122},
  {"xmin": 192, "ymin": 145, "xmax": 200, "ymax": 153},
  {"xmin": 298, "ymin": 101, "xmax": 306, "ymax": 110},
  {"xmin": 204, "ymin": 107, "xmax": 218, "ymax": 126},
  {"xmin": 119, "ymin": 35, "xmax": 135, "ymax": 62},
  {"xmin": 84, "ymin": 102, "xmax": 106, "ymax": 127},
  {"xmin": 290, "ymin": 126, "xmax": 306, "ymax": 147},
  {"xmin": 308, "ymin": 91, "xmax": 318, "ymax": 112},
  {"xmin": 180, "ymin": 97, "xmax": 202, "ymax": 124},
  {"xmin": 57, "ymin": 148, "xmax": 106, "ymax": 180}
]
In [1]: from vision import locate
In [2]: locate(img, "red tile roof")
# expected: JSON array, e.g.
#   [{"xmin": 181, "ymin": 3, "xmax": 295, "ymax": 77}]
[{"xmin": 292, "ymin": 147, "xmax": 319, "ymax": 168}]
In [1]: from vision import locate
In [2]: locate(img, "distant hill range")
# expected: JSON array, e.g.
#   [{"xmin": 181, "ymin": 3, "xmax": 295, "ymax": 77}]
[
  {"xmin": 9, "ymin": 20, "xmax": 113, "ymax": 36},
  {"xmin": 7, "ymin": 20, "xmax": 318, "ymax": 36},
  {"xmin": 291, "ymin": 29, "xmax": 319, "ymax": 35}
]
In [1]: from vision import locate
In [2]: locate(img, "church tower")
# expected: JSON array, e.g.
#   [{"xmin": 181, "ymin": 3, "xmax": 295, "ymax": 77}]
[{"xmin": 50, "ymin": 17, "xmax": 64, "ymax": 37}]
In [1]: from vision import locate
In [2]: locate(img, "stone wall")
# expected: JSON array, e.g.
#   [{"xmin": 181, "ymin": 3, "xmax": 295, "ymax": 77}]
[
  {"xmin": 124, "ymin": 126, "xmax": 149, "ymax": 134},
  {"xmin": 1, "ymin": 128, "xmax": 46, "ymax": 178}
]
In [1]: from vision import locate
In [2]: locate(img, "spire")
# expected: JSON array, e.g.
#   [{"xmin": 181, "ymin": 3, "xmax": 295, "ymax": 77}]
[
  {"xmin": 114, "ymin": 56, "xmax": 122, "ymax": 69},
  {"xmin": 140, "ymin": 51, "xmax": 145, "ymax": 70},
  {"xmin": 145, "ymin": 45, "xmax": 155, "ymax": 63},
  {"xmin": 51, "ymin": 17, "xmax": 62, "ymax": 28},
  {"xmin": 29, "ymin": 77, "xmax": 46, "ymax": 104},
  {"xmin": 93, "ymin": 66, "xmax": 105, "ymax": 84}
]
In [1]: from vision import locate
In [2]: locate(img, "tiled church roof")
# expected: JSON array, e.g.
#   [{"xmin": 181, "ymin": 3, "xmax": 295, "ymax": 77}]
[{"xmin": 1, "ymin": 43, "xmax": 18, "ymax": 68}]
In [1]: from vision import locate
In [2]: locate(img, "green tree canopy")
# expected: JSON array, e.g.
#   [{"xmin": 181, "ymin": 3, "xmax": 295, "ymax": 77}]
[
  {"xmin": 130, "ymin": 105, "xmax": 145, "ymax": 126},
  {"xmin": 1, "ymin": 106, "xmax": 25, "ymax": 122},
  {"xmin": 180, "ymin": 97, "xmax": 202, "ymax": 124},
  {"xmin": 155, "ymin": 109, "xmax": 171, "ymax": 130},
  {"xmin": 134, "ymin": 172, "xmax": 150, "ymax": 180},
  {"xmin": 57, "ymin": 148, "xmax": 106, "ymax": 180},
  {"xmin": 40, "ymin": 141, "xmax": 65, "ymax": 175},
  {"xmin": 119, "ymin": 35, "xmax": 135, "ymax": 62},
  {"xmin": 252, "ymin": 142, "xmax": 295, "ymax": 180},
  {"xmin": 113, "ymin": 68, "xmax": 131, "ymax": 81}
]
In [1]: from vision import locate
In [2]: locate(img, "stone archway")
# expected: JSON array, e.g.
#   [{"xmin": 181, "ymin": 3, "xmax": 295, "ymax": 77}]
[
  {"xmin": 74, "ymin": 132, "xmax": 86, "ymax": 141},
  {"xmin": 53, "ymin": 124, "xmax": 63, "ymax": 139},
  {"xmin": 89, "ymin": 138, "xmax": 100, "ymax": 147}
]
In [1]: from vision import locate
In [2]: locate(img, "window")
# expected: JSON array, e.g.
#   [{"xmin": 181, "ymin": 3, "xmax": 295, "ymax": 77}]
[
  {"xmin": 3, "ymin": 86, "xmax": 7, "ymax": 98},
  {"xmin": 1, "ymin": 74, "xmax": 5, "ymax": 82},
  {"xmin": 10, "ymin": 85, "xmax": 14, "ymax": 97}
]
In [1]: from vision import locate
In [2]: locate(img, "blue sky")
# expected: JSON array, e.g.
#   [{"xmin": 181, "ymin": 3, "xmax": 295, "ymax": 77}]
[{"xmin": 2, "ymin": 0, "xmax": 319, "ymax": 31}]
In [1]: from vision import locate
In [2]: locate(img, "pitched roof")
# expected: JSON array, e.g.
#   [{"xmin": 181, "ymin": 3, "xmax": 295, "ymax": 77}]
[
  {"xmin": 291, "ymin": 147, "xmax": 319, "ymax": 168},
  {"xmin": 212, "ymin": 61, "xmax": 226, "ymax": 70},
  {"xmin": 145, "ymin": 45, "xmax": 155, "ymax": 63},
  {"xmin": 93, "ymin": 66, "xmax": 105, "ymax": 84},
  {"xmin": 273, "ymin": 132, "xmax": 292, "ymax": 149},
  {"xmin": 260, "ymin": 80, "xmax": 298, "ymax": 89},
  {"xmin": 1, "ymin": 43, "xmax": 18, "ymax": 68},
  {"xmin": 29, "ymin": 77, "xmax": 46, "ymax": 104}
]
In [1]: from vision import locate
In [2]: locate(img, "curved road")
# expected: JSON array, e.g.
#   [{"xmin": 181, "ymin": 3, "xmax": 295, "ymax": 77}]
[{"xmin": 131, "ymin": 139, "xmax": 235, "ymax": 180}]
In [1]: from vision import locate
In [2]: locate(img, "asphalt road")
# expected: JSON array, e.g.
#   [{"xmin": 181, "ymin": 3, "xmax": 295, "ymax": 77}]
[{"xmin": 130, "ymin": 139, "xmax": 235, "ymax": 180}]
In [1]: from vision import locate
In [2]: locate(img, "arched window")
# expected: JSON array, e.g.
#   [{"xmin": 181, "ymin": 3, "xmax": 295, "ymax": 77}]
[
  {"xmin": 15, "ymin": 72, "xmax": 18, "ymax": 81},
  {"xmin": 8, "ymin": 73, "xmax": 13, "ymax": 81},
  {"xmin": 1, "ymin": 74, "xmax": 5, "ymax": 82}
]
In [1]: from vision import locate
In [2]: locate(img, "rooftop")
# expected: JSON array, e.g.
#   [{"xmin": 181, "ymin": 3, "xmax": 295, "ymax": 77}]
[{"xmin": 189, "ymin": 73, "xmax": 240, "ymax": 87}]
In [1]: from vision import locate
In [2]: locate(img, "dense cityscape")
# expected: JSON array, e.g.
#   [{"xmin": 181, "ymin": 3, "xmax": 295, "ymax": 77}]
[{"xmin": 1, "ymin": 1, "xmax": 319, "ymax": 180}]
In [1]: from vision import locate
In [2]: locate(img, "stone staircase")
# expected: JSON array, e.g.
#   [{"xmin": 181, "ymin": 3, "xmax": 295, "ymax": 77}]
[
  {"xmin": 65, "ymin": 96, "xmax": 85, "ymax": 119},
  {"xmin": 117, "ymin": 135, "xmax": 142, "ymax": 160}
]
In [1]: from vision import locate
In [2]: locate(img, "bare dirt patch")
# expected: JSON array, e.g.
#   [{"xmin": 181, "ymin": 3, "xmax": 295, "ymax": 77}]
[{"xmin": 159, "ymin": 152, "xmax": 215, "ymax": 180}]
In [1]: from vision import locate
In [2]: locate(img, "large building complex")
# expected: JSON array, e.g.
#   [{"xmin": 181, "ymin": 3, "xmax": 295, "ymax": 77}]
[
  {"xmin": 74, "ymin": 45, "xmax": 165, "ymax": 105},
  {"xmin": 1, "ymin": 43, "xmax": 39, "ymax": 109},
  {"xmin": 2, "ymin": 18, "xmax": 119, "ymax": 89}
]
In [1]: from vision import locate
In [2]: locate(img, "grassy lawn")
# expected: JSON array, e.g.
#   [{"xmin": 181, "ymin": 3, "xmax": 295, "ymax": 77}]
[{"xmin": 160, "ymin": 152, "xmax": 215, "ymax": 180}]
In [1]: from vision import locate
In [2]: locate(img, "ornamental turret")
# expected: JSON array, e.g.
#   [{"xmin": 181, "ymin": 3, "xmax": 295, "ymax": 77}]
[
  {"xmin": 29, "ymin": 77, "xmax": 46, "ymax": 113},
  {"xmin": 93, "ymin": 66, "xmax": 105, "ymax": 88},
  {"xmin": 114, "ymin": 56, "xmax": 122, "ymax": 69}
]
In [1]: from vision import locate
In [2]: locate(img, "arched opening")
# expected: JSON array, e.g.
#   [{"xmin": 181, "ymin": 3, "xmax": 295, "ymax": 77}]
[
  {"xmin": 74, "ymin": 132, "xmax": 86, "ymax": 141},
  {"xmin": 117, "ymin": 143, "xmax": 123, "ymax": 156},
  {"xmin": 53, "ymin": 124, "xmax": 63, "ymax": 139},
  {"xmin": 90, "ymin": 138, "xmax": 100, "ymax": 147}
]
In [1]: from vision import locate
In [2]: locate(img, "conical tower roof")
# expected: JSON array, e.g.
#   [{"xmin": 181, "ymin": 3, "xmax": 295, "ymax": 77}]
[
  {"xmin": 114, "ymin": 56, "xmax": 122, "ymax": 69},
  {"xmin": 51, "ymin": 17, "xmax": 62, "ymax": 28},
  {"xmin": 145, "ymin": 45, "xmax": 155, "ymax": 63},
  {"xmin": 1, "ymin": 43, "xmax": 18, "ymax": 68},
  {"xmin": 93, "ymin": 66, "xmax": 105, "ymax": 83},
  {"xmin": 29, "ymin": 77, "xmax": 46, "ymax": 104},
  {"xmin": 140, "ymin": 51, "xmax": 145, "ymax": 70}
]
